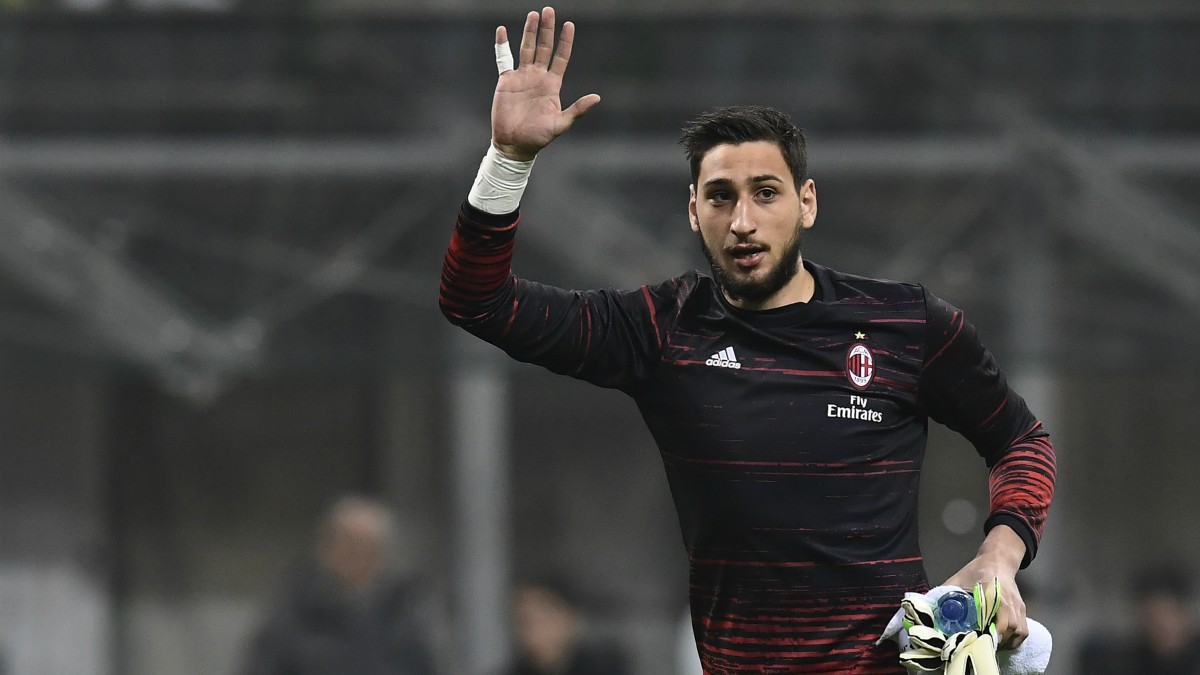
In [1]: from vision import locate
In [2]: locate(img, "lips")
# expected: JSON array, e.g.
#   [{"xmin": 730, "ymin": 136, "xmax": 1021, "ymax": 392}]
[{"xmin": 728, "ymin": 244, "xmax": 767, "ymax": 269}]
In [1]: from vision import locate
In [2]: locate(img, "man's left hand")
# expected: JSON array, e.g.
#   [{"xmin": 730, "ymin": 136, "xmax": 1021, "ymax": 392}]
[{"xmin": 943, "ymin": 524, "xmax": 1028, "ymax": 650}]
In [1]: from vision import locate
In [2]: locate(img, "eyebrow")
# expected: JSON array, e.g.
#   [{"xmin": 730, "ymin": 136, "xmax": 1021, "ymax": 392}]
[{"xmin": 702, "ymin": 174, "xmax": 785, "ymax": 189}]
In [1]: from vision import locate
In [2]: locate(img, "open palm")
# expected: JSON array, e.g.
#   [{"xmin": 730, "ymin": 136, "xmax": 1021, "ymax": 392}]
[{"xmin": 491, "ymin": 7, "xmax": 600, "ymax": 161}]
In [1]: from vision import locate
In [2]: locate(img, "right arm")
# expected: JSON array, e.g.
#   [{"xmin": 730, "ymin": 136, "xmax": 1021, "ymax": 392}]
[
  {"xmin": 439, "ymin": 8, "xmax": 670, "ymax": 389},
  {"xmin": 440, "ymin": 201, "xmax": 680, "ymax": 389}
]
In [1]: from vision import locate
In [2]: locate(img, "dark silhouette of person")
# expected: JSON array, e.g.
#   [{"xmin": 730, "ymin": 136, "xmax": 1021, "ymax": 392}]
[
  {"xmin": 501, "ymin": 577, "xmax": 627, "ymax": 675},
  {"xmin": 240, "ymin": 496, "xmax": 436, "ymax": 675}
]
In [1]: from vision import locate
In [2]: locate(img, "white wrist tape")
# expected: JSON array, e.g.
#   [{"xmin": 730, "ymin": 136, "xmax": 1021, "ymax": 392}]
[{"xmin": 467, "ymin": 144, "xmax": 535, "ymax": 215}]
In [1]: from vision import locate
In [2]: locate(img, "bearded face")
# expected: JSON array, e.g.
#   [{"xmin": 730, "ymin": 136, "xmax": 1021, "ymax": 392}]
[
  {"xmin": 697, "ymin": 220, "xmax": 805, "ymax": 304},
  {"xmin": 688, "ymin": 141, "xmax": 817, "ymax": 310}
]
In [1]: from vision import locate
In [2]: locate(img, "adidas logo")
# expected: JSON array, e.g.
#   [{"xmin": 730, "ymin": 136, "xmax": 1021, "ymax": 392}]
[{"xmin": 705, "ymin": 346, "xmax": 742, "ymax": 369}]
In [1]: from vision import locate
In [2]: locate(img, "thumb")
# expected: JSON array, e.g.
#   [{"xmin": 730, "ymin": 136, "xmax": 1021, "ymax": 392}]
[{"xmin": 563, "ymin": 93, "xmax": 601, "ymax": 122}]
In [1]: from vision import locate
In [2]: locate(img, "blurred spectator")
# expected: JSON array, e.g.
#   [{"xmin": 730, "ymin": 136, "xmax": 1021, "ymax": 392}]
[
  {"xmin": 501, "ymin": 576, "xmax": 628, "ymax": 675},
  {"xmin": 1077, "ymin": 561, "xmax": 1200, "ymax": 675},
  {"xmin": 239, "ymin": 495, "xmax": 435, "ymax": 675}
]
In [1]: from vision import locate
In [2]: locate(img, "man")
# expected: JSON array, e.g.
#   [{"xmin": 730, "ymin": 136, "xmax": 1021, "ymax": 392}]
[
  {"xmin": 440, "ymin": 7, "xmax": 1056, "ymax": 672},
  {"xmin": 1077, "ymin": 562, "xmax": 1200, "ymax": 675},
  {"xmin": 240, "ymin": 496, "xmax": 436, "ymax": 675},
  {"xmin": 501, "ymin": 576, "xmax": 628, "ymax": 675}
]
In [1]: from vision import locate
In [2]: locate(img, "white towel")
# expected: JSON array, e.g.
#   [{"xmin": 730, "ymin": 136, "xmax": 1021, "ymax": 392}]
[
  {"xmin": 876, "ymin": 585, "xmax": 1053, "ymax": 675},
  {"xmin": 996, "ymin": 618, "xmax": 1052, "ymax": 675}
]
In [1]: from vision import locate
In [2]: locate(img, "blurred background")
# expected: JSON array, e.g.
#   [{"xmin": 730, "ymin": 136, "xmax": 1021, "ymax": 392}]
[{"xmin": 1, "ymin": 1, "xmax": 1199, "ymax": 674}]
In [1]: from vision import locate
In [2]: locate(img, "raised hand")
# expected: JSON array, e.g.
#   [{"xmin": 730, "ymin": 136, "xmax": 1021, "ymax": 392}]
[{"xmin": 491, "ymin": 7, "xmax": 601, "ymax": 161}]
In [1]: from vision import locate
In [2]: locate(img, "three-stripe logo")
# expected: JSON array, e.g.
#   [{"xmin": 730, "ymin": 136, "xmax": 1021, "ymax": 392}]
[{"xmin": 705, "ymin": 346, "xmax": 742, "ymax": 369}]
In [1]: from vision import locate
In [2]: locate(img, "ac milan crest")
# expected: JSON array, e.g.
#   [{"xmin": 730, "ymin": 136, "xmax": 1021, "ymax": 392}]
[{"xmin": 846, "ymin": 342, "xmax": 875, "ymax": 389}]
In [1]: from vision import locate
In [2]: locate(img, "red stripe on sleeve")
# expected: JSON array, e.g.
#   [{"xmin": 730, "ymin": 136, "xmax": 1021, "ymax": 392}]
[{"xmin": 987, "ymin": 426, "xmax": 1056, "ymax": 545}]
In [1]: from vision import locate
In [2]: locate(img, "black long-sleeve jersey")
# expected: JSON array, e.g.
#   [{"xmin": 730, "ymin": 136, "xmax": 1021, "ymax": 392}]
[{"xmin": 440, "ymin": 203, "xmax": 1056, "ymax": 674}]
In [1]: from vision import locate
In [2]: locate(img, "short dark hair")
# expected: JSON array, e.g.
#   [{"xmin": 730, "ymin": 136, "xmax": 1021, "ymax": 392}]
[
  {"xmin": 1132, "ymin": 561, "xmax": 1195, "ymax": 601},
  {"xmin": 678, "ymin": 105, "xmax": 809, "ymax": 189}
]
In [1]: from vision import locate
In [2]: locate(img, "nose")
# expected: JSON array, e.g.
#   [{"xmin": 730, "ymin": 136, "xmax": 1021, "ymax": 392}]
[{"xmin": 729, "ymin": 199, "xmax": 757, "ymax": 237}]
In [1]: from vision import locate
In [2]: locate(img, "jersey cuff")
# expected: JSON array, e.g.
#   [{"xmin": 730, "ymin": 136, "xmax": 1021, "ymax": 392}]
[
  {"xmin": 461, "ymin": 200, "xmax": 520, "ymax": 228},
  {"xmin": 983, "ymin": 513, "xmax": 1037, "ymax": 569}
]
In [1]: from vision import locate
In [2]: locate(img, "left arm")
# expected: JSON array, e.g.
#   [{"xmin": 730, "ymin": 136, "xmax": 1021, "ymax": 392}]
[{"xmin": 918, "ymin": 290, "xmax": 1057, "ymax": 649}]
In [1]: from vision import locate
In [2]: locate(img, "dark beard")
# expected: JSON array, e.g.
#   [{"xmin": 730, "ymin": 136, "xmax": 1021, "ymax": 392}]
[{"xmin": 698, "ymin": 224, "xmax": 804, "ymax": 304}]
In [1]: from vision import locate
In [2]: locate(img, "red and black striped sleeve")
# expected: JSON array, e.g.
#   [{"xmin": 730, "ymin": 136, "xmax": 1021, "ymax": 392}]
[
  {"xmin": 439, "ymin": 201, "xmax": 676, "ymax": 390},
  {"xmin": 917, "ymin": 290, "xmax": 1057, "ymax": 568}
]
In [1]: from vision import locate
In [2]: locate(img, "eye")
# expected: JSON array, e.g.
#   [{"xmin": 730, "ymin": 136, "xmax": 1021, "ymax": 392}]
[
  {"xmin": 708, "ymin": 191, "xmax": 730, "ymax": 204},
  {"xmin": 756, "ymin": 187, "xmax": 778, "ymax": 200}
]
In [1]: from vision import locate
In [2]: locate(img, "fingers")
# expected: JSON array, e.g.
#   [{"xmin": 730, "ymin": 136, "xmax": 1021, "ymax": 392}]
[
  {"xmin": 518, "ymin": 10, "xmax": 538, "ymax": 68},
  {"xmin": 994, "ymin": 588, "xmax": 1028, "ymax": 650},
  {"xmin": 998, "ymin": 614, "xmax": 1029, "ymax": 650},
  {"xmin": 515, "ymin": 7, "xmax": 572, "ymax": 74},
  {"xmin": 533, "ymin": 7, "xmax": 556, "ymax": 68},
  {"xmin": 495, "ymin": 28, "xmax": 514, "ymax": 75},
  {"xmin": 998, "ymin": 627, "xmax": 1027, "ymax": 650},
  {"xmin": 549, "ymin": 20, "xmax": 576, "ymax": 76}
]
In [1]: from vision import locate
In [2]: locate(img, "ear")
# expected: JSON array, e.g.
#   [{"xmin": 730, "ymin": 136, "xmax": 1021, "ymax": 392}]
[
  {"xmin": 688, "ymin": 184, "xmax": 700, "ymax": 233},
  {"xmin": 799, "ymin": 178, "xmax": 818, "ymax": 230}
]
